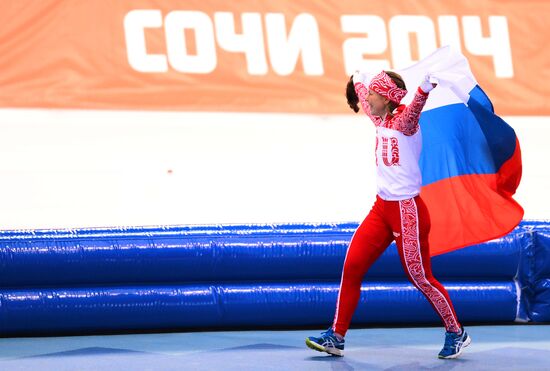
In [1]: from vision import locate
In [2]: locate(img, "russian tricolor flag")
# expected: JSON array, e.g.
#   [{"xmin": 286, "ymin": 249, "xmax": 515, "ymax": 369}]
[{"xmin": 399, "ymin": 46, "xmax": 523, "ymax": 255}]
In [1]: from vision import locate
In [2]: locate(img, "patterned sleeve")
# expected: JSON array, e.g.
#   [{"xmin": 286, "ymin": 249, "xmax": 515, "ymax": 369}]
[
  {"xmin": 393, "ymin": 88, "xmax": 429, "ymax": 136},
  {"xmin": 354, "ymin": 82, "xmax": 382, "ymax": 126}
]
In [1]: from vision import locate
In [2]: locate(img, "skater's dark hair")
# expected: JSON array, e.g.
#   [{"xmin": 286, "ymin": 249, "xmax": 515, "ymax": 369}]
[{"xmin": 346, "ymin": 75, "xmax": 359, "ymax": 113}]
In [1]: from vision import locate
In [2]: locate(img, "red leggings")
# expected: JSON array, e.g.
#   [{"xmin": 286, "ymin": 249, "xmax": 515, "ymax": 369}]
[{"xmin": 332, "ymin": 195, "xmax": 461, "ymax": 336}]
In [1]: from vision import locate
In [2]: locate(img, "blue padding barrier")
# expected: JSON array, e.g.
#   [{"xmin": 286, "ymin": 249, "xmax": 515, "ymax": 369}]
[
  {"xmin": 0, "ymin": 226, "xmax": 526, "ymax": 286},
  {"xmin": 517, "ymin": 222, "xmax": 550, "ymax": 322},
  {"xmin": 532, "ymin": 279, "xmax": 550, "ymax": 322},
  {"xmin": 0, "ymin": 220, "xmax": 549, "ymax": 336},
  {"xmin": 0, "ymin": 282, "xmax": 517, "ymax": 335},
  {"xmin": 529, "ymin": 229, "xmax": 550, "ymax": 321},
  {"xmin": 534, "ymin": 231, "xmax": 550, "ymax": 280}
]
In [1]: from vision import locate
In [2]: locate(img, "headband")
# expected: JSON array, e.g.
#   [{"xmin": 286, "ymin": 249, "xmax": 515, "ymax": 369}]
[{"xmin": 368, "ymin": 71, "xmax": 408, "ymax": 104}]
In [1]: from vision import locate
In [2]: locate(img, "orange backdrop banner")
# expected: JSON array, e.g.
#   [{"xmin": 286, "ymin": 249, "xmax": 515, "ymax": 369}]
[{"xmin": 0, "ymin": 0, "xmax": 547, "ymax": 115}]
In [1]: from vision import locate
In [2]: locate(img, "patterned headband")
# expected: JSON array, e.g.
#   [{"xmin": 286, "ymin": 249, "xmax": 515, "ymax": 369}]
[{"xmin": 367, "ymin": 71, "xmax": 408, "ymax": 104}]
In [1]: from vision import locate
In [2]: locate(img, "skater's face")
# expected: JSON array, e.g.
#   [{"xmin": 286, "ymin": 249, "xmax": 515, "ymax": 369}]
[{"xmin": 367, "ymin": 89, "xmax": 390, "ymax": 117}]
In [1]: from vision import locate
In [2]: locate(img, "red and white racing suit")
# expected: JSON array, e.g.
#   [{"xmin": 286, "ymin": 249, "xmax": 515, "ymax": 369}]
[{"xmin": 332, "ymin": 82, "xmax": 462, "ymax": 336}]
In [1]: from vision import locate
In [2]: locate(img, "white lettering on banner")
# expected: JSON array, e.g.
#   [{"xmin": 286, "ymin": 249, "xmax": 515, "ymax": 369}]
[
  {"xmin": 342, "ymin": 15, "xmax": 514, "ymax": 77},
  {"xmin": 124, "ymin": 11, "xmax": 513, "ymax": 78},
  {"xmin": 214, "ymin": 12, "xmax": 268, "ymax": 75},
  {"xmin": 438, "ymin": 16, "xmax": 461, "ymax": 51},
  {"xmin": 165, "ymin": 11, "xmax": 217, "ymax": 73},
  {"xmin": 265, "ymin": 13, "xmax": 324, "ymax": 76},
  {"xmin": 341, "ymin": 15, "xmax": 391, "ymax": 74},
  {"xmin": 124, "ymin": 10, "xmax": 322, "ymax": 75},
  {"xmin": 389, "ymin": 16, "xmax": 438, "ymax": 69},
  {"xmin": 124, "ymin": 10, "xmax": 168, "ymax": 72},
  {"xmin": 462, "ymin": 16, "xmax": 513, "ymax": 78}
]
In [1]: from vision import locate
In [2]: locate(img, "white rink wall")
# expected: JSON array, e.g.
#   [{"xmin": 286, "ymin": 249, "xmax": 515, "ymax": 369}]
[{"xmin": 0, "ymin": 109, "xmax": 548, "ymax": 230}]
